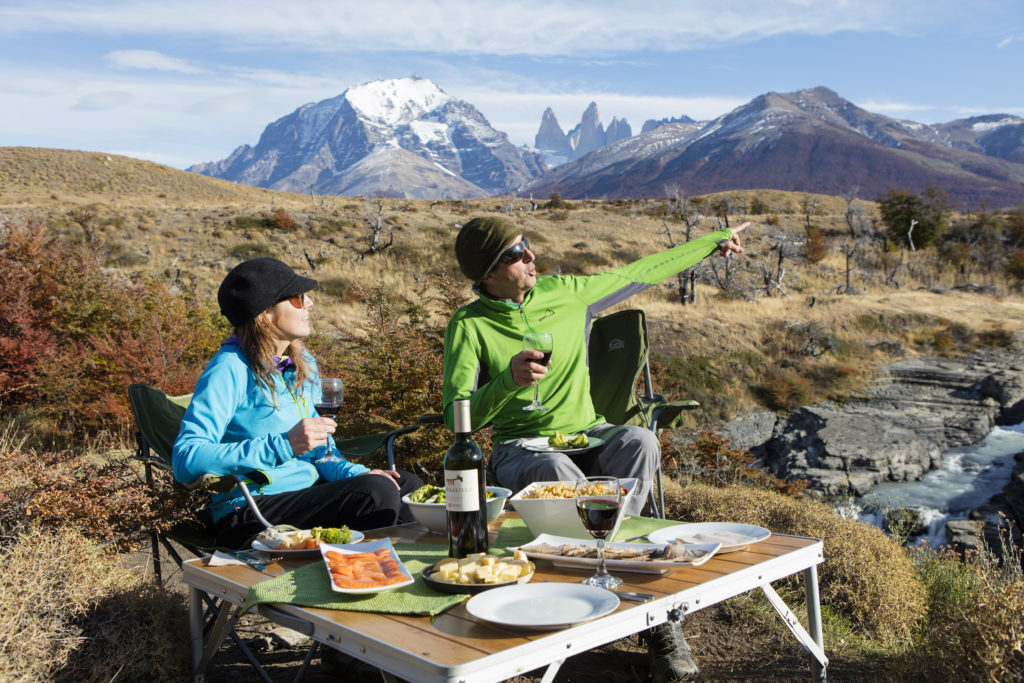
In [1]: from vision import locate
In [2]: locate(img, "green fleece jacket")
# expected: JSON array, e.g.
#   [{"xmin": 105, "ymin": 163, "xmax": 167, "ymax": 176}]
[{"xmin": 442, "ymin": 228, "xmax": 731, "ymax": 442}]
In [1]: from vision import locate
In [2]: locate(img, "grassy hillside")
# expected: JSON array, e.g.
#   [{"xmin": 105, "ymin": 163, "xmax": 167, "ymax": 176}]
[{"xmin": 3, "ymin": 146, "xmax": 1023, "ymax": 426}]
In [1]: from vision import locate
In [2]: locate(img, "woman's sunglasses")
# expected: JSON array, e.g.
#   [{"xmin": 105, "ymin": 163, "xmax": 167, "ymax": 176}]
[
  {"xmin": 497, "ymin": 237, "xmax": 530, "ymax": 265},
  {"xmin": 281, "ymin": 293, "xmax": 310, "ymax": 309}
]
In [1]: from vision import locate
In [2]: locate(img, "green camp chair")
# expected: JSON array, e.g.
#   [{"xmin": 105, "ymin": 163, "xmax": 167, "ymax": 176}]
[
  {"xmin": 127, "ymin": 383, "xmax": 421, "ymax": 581},
  {"xmin": 587, "ymin": 309, "xmax": 699, "ymax": 518}
]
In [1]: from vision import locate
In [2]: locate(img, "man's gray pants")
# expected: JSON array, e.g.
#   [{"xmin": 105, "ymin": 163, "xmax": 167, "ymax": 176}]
[{"xmin": 490, "ymin": 423, "xmax": 659, "ymax": 515}]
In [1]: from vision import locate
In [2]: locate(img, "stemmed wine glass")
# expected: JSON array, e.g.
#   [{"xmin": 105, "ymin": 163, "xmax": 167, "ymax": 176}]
[
  {"xmin": 575, "ymin": 476, "xmax": 623, "ymax": 589},
  {"xmin": 315, "ymin": 378, "xmax": 343, "ymax": 462},
  {"xmin": 522, "ymin": 332, "xmax": 553, "ymax": 411}
]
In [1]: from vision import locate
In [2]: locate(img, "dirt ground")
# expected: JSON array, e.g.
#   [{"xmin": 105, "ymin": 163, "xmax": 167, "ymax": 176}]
[{"xmin": 139, "ymin": 543, "xmax": 877, "ymax": 682}]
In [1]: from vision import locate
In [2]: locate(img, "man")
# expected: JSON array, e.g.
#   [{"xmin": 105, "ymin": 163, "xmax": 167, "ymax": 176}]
[
  {"xmin": 442, "ymin": 215, "xmax": 747, "ymax": 513},
  {"xmin": 441, "ymin": 214, "xmax": 747, "ymax": 681}
]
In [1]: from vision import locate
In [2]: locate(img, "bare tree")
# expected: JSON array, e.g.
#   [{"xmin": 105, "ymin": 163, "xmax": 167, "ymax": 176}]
[
  {"xmin": 906, "ymin": 218, "xmax": 918, "ymax": 253},
  {"xmin": 662, "ymin": 186, "xmax": 701, "ymax": 304},
  {"xmin": 837, "ymin": 240, "xmax": 860, "ymax": 294},
  {"xmin": 843, "ymin": 187, "xmax": 861, "ymax": 238},
  {"xmin": 800, "ymin": 194, "xmax": 820, "ymax": 231},
  {"xmin": 758, "ymin": 242, "xmax": 789, "ymax": 297},
  {"xmin": 362, "ymin": 198, "xmax": 394, "ymax": 256}
]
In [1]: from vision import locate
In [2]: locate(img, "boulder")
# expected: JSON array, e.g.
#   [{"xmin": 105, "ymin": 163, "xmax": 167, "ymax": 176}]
[{"xmin": 945, "ymin": 519, "xmax": 986, "ymax": 555}]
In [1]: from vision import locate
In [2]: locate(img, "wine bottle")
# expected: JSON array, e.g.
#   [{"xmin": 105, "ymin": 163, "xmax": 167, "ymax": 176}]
[{"xmin": 444, "ymin": 398, "xmax": 488, "ymax": 557}]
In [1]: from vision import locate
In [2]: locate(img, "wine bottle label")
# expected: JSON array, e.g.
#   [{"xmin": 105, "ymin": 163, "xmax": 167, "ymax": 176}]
[{"xmin": 444, "ymin": 468, "xmax": 480, "ymax": 512}]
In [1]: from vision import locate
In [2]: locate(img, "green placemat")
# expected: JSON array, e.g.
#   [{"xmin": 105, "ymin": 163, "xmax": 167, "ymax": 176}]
[
  {"xmin": 493, "ymin": 516, "xmax": 686, "ymax": 551},
  {"xmin": 242, "ymin": 543, "xmax": 468, "ymax": 616}
]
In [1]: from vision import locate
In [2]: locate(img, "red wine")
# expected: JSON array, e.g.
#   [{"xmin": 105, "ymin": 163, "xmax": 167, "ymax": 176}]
[
  {"xmin": 538, "ymin": 351, "xmax": 552, "ymax": 366},
  {"xmin": 315, "ymin": 402, "xmax": 341, "ymax": 420},
  {"xmin": 445, "ymin": 399, "xmax": 488, "ymax": 557},
  {"xmin": 576, "ymin": 499, "xmax": 620, "ymax": 539}
]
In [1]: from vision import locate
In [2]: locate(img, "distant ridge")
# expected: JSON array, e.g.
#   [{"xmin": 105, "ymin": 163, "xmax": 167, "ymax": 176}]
[{"xmin": 524, "ymin": 87, "xmax": 1024, "ymax": 208}]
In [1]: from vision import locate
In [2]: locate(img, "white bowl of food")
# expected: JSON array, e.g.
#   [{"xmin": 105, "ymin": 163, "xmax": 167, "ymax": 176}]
[
  {"xmin": 509, "ymin": 479, "xmax": 638, "ymax": 540},
  {"xmin": 402, "ymin": 484, "xmax": 512, "ymax": 533}
]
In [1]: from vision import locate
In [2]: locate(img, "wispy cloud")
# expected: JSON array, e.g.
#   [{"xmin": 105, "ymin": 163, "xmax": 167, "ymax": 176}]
[
  {"xmin": 0, "ymin": 0, "xmax": 953, "ymax": 55},
  {"xmin": 71, "ymin": 91, "xmax": 133, "ymax": 111},
  {"xmin": 105, "ymin": 49, "xmax": 207, "ymax": 74}
]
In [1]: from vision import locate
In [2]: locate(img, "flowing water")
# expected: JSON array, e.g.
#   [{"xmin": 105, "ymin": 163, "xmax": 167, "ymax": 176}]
[{"xmin": 851, "ymin": 422, "xmax": 1024, "ymax": 547}]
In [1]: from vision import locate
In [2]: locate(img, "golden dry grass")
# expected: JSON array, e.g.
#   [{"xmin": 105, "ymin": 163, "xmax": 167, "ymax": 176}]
[
  {"xmin": 0, "ymin": 524, "xmax": 189, "ymax": 681},
  {"xmin": 662, "ymin": 481, "xmax": 928, "ymax": 642}
]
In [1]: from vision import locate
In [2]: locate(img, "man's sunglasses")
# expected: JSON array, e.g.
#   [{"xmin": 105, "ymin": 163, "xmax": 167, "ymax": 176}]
[
  {"xmin": 497, "ymin": 237, "xmax": 530, "ymax": 265},
  {"xmin": 281, "ymin": 293, "xmax": 309, "ymax": 309}
]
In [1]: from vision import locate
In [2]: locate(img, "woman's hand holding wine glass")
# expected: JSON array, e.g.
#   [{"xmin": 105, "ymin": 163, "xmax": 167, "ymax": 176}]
[
  {"xmin": 314, "ymin": 377, "xmax": 343, "ymax": 462},
  {"xmin": 575, "ymin": 475, "xmax": 623, "ymax": 589}
]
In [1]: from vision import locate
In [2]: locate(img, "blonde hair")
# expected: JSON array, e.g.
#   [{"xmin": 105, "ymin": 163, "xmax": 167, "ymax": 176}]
[{"xmin": 236, "ymin": 310, "xmax": 313, "ymax": 404}]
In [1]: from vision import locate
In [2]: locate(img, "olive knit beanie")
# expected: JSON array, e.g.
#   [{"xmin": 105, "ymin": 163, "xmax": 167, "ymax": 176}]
[
  {"xmin": 454, "ymin": 216, "xmax": 521, "ymax": 283},
  {"xmin": 217, "ymin": 257, "xmax": 318, "ymax": 327}
]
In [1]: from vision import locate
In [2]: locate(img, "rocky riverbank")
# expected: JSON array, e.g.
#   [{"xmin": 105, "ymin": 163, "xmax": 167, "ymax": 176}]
[{"xmin": 716, "ymin": 347, "xmax": 1024, "ymax": 555}]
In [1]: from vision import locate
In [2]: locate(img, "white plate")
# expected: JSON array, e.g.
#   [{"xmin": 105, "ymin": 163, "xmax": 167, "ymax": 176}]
[
  {"xmin": 320, "ymin": 538, "xmax": 414, "ymax": 594},
  {"xmin": 251, "ymin": 528, "xmax": 365, "ymax": 557},
  {"xmin": 521, "ymin": 436, "xmax": 605, "ymax": 454},
  {"xmin": 465, "ymin": 582, "xmax": 619, "ymax": 630},
  {"xmin": 512, "ymin": 533, "xmax": 720, "ymax": 574},
  {"xmin": 647, "ymin": 522, "xmax": 771, "ymax": 553}
]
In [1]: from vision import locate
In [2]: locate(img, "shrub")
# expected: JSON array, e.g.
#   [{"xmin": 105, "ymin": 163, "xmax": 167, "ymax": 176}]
[
  {"xmin": 804, "ymin": 226, "xmax": 828, "ymax": 263},
  {"xmin": 318, "ymin": 276, "xmax": 361, "ymax": 303},
  {"xmin": 907, "ymin": 542, "xmax": 1024, "ymax": 681},
  {"xmin": 0, "ymin": 216, "xmax": 226, "ymax": 442},
  {"xmin": 674, "ymin": 429, "xmax": 807, "ymax": 495},
  {"xmin": 0, "ymin": 441, "xmax": 190, "ymax": 549},
  {"xmin": 0, "ymin": 524, "xmax": 189, "ymax": 681},
  {"xmin": 662, "ymin": 482, "xmax": 927, "ymax": 641},
  {"xmin": 233, "ymin": 214, "xmax": 267, "ymax": 231},
  {"xmin": 228, "ymin": 241, "xmax": 277, "ymax": 259},
  {"xmin": 271, "ymin": 207, "xmax": 295, "ymax": 231},
  {"xmin": 754, "ymin": 367, "xmax": 814, "ymax": 411}
]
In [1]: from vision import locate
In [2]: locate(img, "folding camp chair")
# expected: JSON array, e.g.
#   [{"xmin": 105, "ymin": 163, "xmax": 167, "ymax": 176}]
[
  {"xmin": 587, "ymin": 309, "xmax": 699, "ymax": 518},
  {"xmin": 127, "ymin": 383, "xmax": 420, "ymax": 581}
]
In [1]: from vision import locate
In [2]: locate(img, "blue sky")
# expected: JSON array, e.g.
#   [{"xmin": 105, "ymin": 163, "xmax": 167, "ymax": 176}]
[{"xmin": 1, "ymin": 0, "xmax": 1022, "ymax": 170}]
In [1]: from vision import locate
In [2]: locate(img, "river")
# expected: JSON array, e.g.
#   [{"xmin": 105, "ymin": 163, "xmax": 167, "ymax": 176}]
[{"xmin": 852, "ymin": 422, "xmax": 1024, "ymax": 547}]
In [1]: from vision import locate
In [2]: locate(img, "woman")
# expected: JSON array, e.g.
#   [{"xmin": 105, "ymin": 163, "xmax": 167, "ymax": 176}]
[{"xmin": 173, "ymin": 257, "xmax": 422, "ymax": 548}]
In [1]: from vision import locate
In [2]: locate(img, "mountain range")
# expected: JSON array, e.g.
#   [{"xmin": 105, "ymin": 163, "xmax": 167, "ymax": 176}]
[
  {"xmin": 525, "ymin": 87, "xmax": 1024, "ymax": 208},
  {"xmin": 189, "ymin": 79, "xmax": 1024, "ymax": 208}
]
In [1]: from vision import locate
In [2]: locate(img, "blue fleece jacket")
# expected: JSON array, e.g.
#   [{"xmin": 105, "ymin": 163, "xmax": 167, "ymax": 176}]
[{"xmin": 173, "ymin": 342, "xmax": 369, "ymax": 522}]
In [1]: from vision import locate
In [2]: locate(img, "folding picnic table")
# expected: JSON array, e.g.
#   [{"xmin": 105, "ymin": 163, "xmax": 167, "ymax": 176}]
[{"xmin": 181, "ymin": 513, "xmax": 827, "ymax": 682}]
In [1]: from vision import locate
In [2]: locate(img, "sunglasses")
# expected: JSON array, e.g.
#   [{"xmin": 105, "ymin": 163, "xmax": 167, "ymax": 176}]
[
  {"xmin": 497, "ymin": 237, "xmax": 531, "ymax": 265},
  {"xmin": 281, "ymin": 293, "xmax": 309, "ymax": 309}
]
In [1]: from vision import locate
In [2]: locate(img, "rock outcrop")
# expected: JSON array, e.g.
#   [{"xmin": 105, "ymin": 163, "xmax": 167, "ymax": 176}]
[
  {"xmin": 717, "ymin": 348, "xmax": 1024, "ymax": 555},
  {"xmin": 719, "ymin": 349, "xmax": 1024, "ymax": 496}
]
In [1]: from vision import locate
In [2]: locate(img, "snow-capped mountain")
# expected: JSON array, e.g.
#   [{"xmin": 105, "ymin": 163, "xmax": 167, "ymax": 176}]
[
  {"xmin": 524, "ymin": 87, "xmax": 1024, "ymax": 208},
  {"xmin": 188, "ymin": 77, "xmax": 545, "ymax": 199}
]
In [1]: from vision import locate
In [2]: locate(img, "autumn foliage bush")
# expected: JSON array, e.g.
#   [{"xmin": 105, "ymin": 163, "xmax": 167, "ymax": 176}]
[{"xmin": 0, "ymin": 216, "xmax": 226, "ymax": 442}]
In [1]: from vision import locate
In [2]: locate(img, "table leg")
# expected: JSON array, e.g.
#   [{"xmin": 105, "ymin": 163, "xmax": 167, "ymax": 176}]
[
  {"xmin": 803, "ymin": 565, "xmax": 827, "ymax": 682},
  {"xmin": 188, "ymin": 586, "xmax": 205, "ymax": 683}
]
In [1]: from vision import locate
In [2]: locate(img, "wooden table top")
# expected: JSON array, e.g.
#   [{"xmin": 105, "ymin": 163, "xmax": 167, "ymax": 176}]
[{"xmin": 183, "ymin": 514, "xmax": 823, "ymax": 682}]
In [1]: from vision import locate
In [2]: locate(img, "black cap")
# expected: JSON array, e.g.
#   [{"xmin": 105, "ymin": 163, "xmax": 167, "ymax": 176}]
[{"xmin": 217, "ymin": 257, "xmax": 317, "ymax": 326}]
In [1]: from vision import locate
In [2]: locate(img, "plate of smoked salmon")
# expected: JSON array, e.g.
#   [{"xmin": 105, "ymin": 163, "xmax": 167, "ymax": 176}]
[{"xmin": 319, "ymin": 538, "xmax": 414, "ymax": 594}]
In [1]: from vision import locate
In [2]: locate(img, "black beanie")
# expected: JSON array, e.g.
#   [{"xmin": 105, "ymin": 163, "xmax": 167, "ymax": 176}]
[
  {"xmin": 454, "ymin": 216, "xmax": 521, "ymax": 283},
  {"xmin": 217, "ymin": 257, "xmax": 318, "ymax": 327}
]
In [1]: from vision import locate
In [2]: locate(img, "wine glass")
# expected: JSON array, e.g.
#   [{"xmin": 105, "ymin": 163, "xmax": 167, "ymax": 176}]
[
  {"xmin": 575, "ymin": 476, "xmax": 623, "ymax": 589},
  {"xmin": 315, "ymin": 378, "xmax": 343, "ymax": 462},
  {"xmin": 522, "ymin": 332, "xmax": 553, "ymax": 411}
]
